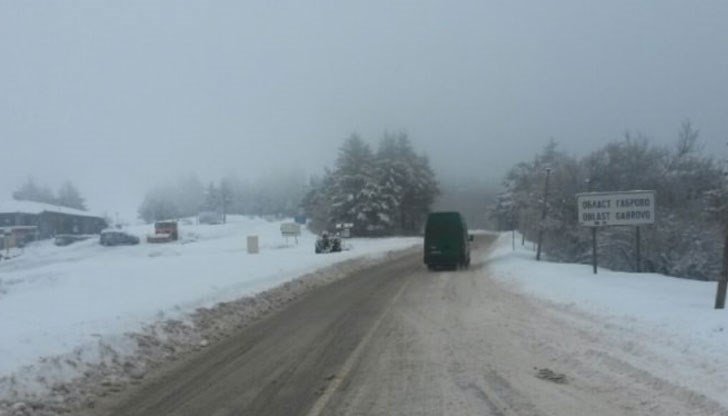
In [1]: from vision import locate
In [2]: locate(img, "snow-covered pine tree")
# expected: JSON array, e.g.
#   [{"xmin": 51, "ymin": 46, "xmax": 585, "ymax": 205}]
[
  {"xmin": 373, "ymin": 134, "xmax": 410, "ymax": 233},
  {"xmin": 504, "ymin": 122, "xmax": 726, "ymax": 280},
  {"xmin": 329, "ymin": 134, "xmax": 377, "ymax": 235},
  {"xmin": 203, "ymin": 182, "xmax": 220, "ymax": 212},
  {"xmin": 301, "ymin": 170, "xmax": 336, "ymax": 233},
  {"xmin": 405, "ymin": 153, "xmax": 439, "ymax": 233},
  {"xmin": 490, "ymin": 190, "xmax": 516, "ymax": 231},
  {"xmin": 12, "ymin": 176, "xmax": 56, "ymax": 205},
  {"xmin": 174, "ymin": 174, "xmax": 205, "ymax": 217},
  {"xmin": 137, "ymin": 186, "xmax": 181, "ymax": 222},
  {"xmin": 302, "ymin": 132, "xmax": 439, "ymax": 236},
  {"xmin": 378, "ymin": 133, "xmax": 439, "ymax": 234},
  {"xmin": 56, "ymin": 181, "xmax": 87, "ymax": 211}
]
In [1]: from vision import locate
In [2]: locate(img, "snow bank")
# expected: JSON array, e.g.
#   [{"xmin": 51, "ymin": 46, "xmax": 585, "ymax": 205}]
[
  {"xmin": 0, "ymin": 216, "xmax": 419, "ymax": 405},
  {"xmin": 484, "ymin": 232, "xmax": 728, "ymax": 407}
]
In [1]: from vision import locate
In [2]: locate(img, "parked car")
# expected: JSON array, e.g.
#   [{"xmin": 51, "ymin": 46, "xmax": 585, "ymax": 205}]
[
  {"xmin": 198, "ymin": 211, "xmax": 223, "ymax": 225},
  {"xmin": 54, "ymin": 234, "xmax": 91, "ymax": 246},
  {"xmin": 100, "ymin": 229, "xmax": 140, "ymax": 246}
]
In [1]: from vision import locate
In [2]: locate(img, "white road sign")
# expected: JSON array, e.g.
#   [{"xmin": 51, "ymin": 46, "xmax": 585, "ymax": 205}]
[
  {"xmin": 280, "ymin": 222, "xmax": 302, "ymax": 237},
  {"xmin": 576, "ymin": 190, "xmax": 655, "ymax": 227}
]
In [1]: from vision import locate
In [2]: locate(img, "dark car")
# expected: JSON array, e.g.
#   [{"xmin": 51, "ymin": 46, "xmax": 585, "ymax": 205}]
[
  {"xmin": 100, "ymin": 230, "xmax": 140, "ymax": 246},
  {"xmin": 54, "ymin": 234, "xmax": 91, "ymax": 246},
  {"xmin": 423, "ymin": 211, "xmax": 473, "ymax": 271}
]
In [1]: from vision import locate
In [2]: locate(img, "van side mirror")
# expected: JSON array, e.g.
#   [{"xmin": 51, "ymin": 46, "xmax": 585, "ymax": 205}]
[{"xmin": 468, "ymin": 235, "xmax": 474, "ymax": 242}]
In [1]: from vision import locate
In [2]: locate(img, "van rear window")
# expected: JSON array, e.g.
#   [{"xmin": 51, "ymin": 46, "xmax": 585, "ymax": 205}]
[{"xmin": 426, "ymin": 221, "xmax": 462, "ymax": 237}]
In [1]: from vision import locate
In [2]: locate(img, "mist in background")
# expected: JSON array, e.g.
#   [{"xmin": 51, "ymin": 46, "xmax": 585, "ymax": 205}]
[{"xmin": 1, "ymin": 1, "xmax": 726, "ymax": 221}]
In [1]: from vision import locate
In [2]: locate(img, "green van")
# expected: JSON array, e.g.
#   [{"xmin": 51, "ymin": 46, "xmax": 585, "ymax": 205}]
[{"xmin": 423, "ymin": 211, "xmax": 472, "ymax": 270}]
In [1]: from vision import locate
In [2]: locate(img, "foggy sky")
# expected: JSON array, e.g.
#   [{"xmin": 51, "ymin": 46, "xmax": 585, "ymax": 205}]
[{"xmin": 2, "ymin": 1, "xmax": 727, "ymax": 220}]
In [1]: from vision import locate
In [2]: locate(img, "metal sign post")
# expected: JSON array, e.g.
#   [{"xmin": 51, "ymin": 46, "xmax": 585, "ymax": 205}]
[
  {"xmin": 280, "ymin": 223, "xmax": 302, "ymax": 245},
  {"xmin": 576, "ymin": 190, "xmax": 656, "ymax": 275},
  {"xmin": 335, "ymin": 223, "xmax": 354, "ymax": 238},
  {"xmin": 591, "ymin": 227, "xmax": 598, "ymax": 274},
  {"xmin": 635, "ymin": 226, "xmax": 642, "ymax": 273}
]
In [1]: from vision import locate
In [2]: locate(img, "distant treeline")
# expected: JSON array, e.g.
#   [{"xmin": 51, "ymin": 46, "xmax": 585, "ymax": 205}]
[
  {"xmin": 12, "ymin": 177, "xmax": 87, "ymax": 211},
  {"xmin": 138, "ymin": 132, "xmax": 440, "ymax": 236},
  {"xmin": 491, "ymin": 121, "xmax": 728, "ymax": 281},
  {"xmin": 137, "ymin": 171, "xmax": 307, "ymax": 223}
]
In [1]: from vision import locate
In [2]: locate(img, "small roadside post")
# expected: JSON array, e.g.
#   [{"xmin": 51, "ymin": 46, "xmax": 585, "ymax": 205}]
[{"xmin": 247, "ymin": 235, "xmax": 259, "ymax": 254}]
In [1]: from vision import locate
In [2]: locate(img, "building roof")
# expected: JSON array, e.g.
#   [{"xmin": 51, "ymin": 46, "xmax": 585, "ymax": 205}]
[{"xmin": 0, "ymin": 200, "xmax": 104, "ymax": 219}]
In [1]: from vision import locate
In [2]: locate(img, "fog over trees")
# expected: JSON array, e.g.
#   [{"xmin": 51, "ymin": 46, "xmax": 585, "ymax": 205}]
[
  {"xmin": 134, "ymin": 132, "xmax": 439, "ymax": 236},
  {"xmin": 492, "ymin": 121, "xmax": 728, "ymax": 281},
  {"xmin": 12, "ymin": 177, "xmax": 87, "ymax": 211},
  {"xmin": 2, "ymin": 2, "xmax": 727, "ymax": 221},
  {"xmin": 433, "ymin": 178, "xmax": 499, "ymax": 230},
  {"xmin": 137, "ymin": 171, "xmax": 308, "ymax": 223}
]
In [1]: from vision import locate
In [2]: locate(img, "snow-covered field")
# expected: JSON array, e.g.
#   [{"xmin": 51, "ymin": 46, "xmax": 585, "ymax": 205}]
[
  {"xmin": 0, "ymin": 216, "xmax": 419, "ymax": 406},
  {"xmin": 484, "ymin": 232, "xmax": 728, "ymax": 408}
]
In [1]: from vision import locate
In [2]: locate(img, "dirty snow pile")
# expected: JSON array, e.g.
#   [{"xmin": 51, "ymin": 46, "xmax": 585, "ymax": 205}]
[
  {"xmin": 484, "ymin": 232, "xmax": 728, "ymax": 408},
  {"xmin": 0, "ymin": 216, "xmax": 419, "ymax": 412}
]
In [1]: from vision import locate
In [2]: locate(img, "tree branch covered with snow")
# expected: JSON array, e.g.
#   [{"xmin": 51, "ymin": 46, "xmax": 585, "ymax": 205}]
[
  {"xmin": 301, "ymin": 132, "xmax": 439, "ymax": 236},
  {"xmin": 498, "ymin": 122, "xmax": 727, "ymax": 281}
]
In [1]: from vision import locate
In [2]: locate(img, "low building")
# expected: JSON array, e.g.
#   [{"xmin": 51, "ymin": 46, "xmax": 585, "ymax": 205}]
[{"xmin": 0, "ymin": 200, "xmax": 107, "ymax": 242}]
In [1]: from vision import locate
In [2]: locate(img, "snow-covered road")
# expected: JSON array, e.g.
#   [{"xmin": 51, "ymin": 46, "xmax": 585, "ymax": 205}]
[
  {"xmin": 301, "ymin": 234, "xmax": 725, "ymax": 416},
  {"xmin": 86, "ymin": 233, "xmax": 728, "ymax": 416},
  {"xmin": 4, "ymin": 227, "xmax": 728, "ymax": 415}
]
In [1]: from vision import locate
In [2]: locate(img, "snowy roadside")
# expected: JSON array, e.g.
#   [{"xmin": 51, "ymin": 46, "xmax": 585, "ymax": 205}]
[
  {"xmin": 483, "ymin": 232, "xmax": 728, "ymax": 409},
  {"xmin": 0, "ymin": 217, "xmax": 420, "ymax": 415}
]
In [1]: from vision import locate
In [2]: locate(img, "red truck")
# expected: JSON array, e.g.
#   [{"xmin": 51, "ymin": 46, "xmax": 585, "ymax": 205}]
[{"xmin": 147, "ymin": 221, "xmax": 179, "ymax": 243}]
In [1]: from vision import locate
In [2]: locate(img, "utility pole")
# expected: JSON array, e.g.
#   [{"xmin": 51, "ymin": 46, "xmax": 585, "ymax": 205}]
[
  {"xmin": 536, "ymin": 167, "xmax": 551, "ymax": 261},
  {"xmin": 635, "ymin": 226, "xmax": 641, "ymax": 273},
  {"xmin": 714, "ymin": 144, "xmax": 728, "ymax": 308},
  {"xmin": 585, "ymin": 178, "xmax": 598, "ymax": 274},
  {"xmin": 511, "ymin": 212, "xmax": 516, "ymax": 251},
  {"xmin": 716, "ymin": 228, "xmax": 728, "ymax": 309},
  {"xmin": 591, "ymin": 226, "xmax": 598, "ymax": 274}
]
